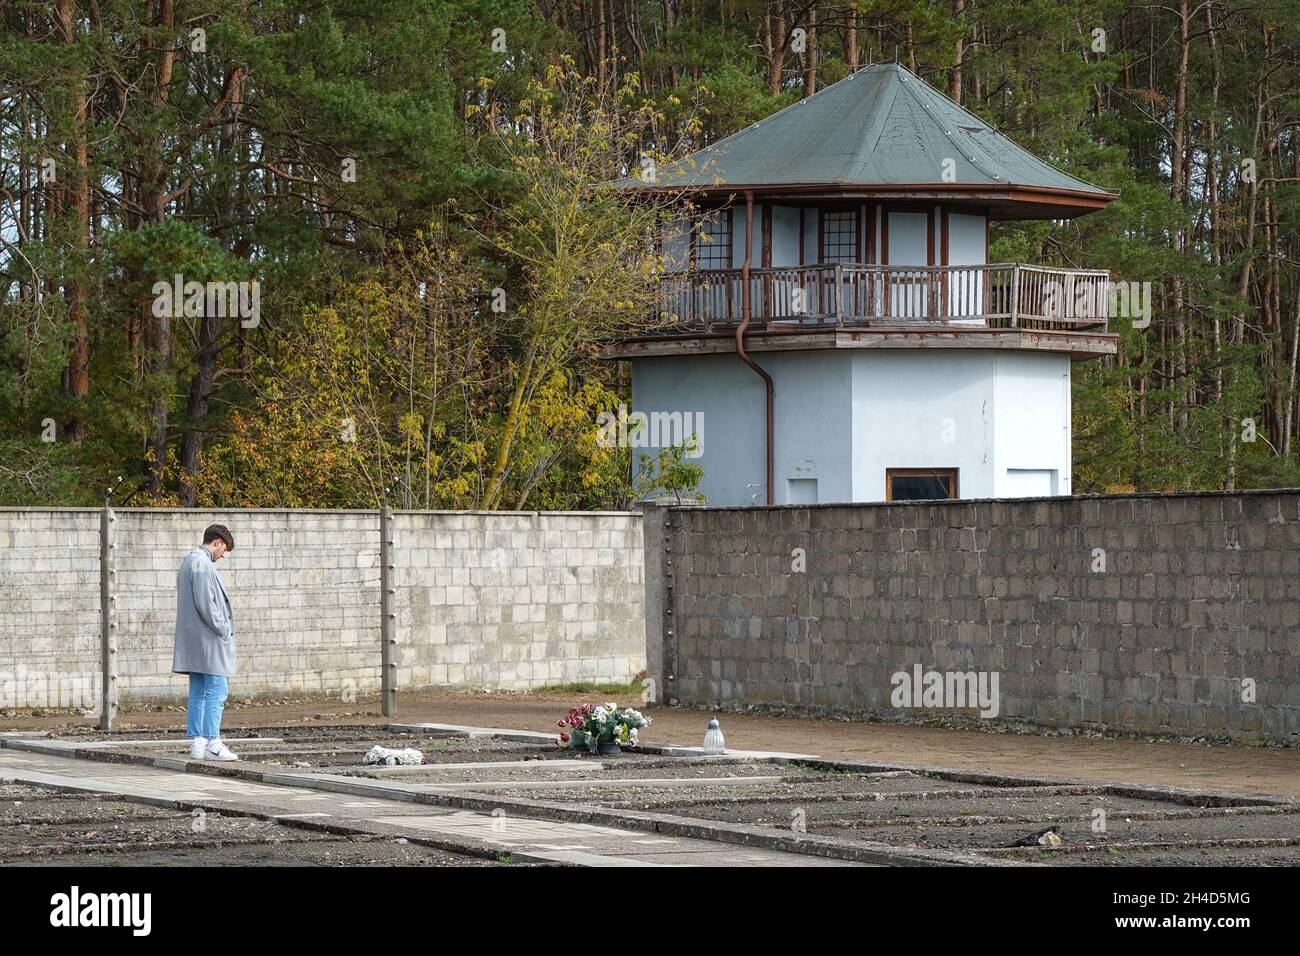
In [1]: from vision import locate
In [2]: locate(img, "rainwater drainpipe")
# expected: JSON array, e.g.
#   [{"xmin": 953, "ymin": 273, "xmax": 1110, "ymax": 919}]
[{"xmin": 736, "ymin": 190, "xmax": 775, "ymax": 505}]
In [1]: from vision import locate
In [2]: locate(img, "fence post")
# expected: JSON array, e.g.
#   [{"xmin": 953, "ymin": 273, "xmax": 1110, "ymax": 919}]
[
  {"xmin": 1009, "ymin": 264, "xmax": 1020, "ymax": 328},
  {"xmin": 98, "ymin": 506, "xmax": 117, "ymax": 730},
  {"xmin": 640, "ymin": 501, "xmax": 665, "ymax": 705},
  {"xmin": 379, "ymin": 505, "xmax": 397, "ymax": 716},
  {"xmin": 639, "ymin": 500, "xmax": 682, "ymax": 707},
  {"xmin": 834, "ymin": 263, "xmax": 844, "ymax": 328}
]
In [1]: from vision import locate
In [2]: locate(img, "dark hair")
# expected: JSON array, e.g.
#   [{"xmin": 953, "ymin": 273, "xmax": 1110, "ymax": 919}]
[{"xmin": 202, "ymin": 524, "xmax": 234, "ymax": 551}]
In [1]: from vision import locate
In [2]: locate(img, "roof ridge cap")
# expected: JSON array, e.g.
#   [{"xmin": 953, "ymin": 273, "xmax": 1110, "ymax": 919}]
[
  {"xmin": 848, "ymin": 72, "xmax": 899, "ymax": 177},
  {"xmin": 894, "ymin": 66, "xmax": 1009, "ymax": 185}
]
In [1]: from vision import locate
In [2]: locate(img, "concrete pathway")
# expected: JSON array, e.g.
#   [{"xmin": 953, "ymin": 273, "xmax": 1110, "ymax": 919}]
[{"xmin": 0, "ymin": 748, "xmax": 859, "ymax": 867}]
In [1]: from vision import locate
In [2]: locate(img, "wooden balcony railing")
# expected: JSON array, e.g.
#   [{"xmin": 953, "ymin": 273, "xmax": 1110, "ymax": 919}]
[{"xmin": 650, "ymin": 263, "xmax": 1110, "ymax": 334}]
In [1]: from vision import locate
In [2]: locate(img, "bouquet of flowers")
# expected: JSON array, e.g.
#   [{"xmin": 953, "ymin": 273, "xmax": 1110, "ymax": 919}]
[{"xmin": 556, "ymin": 702, "xmax": 651, "ymax": 753}]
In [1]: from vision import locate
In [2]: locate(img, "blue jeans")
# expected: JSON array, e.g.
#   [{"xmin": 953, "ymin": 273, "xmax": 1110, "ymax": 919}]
[{"xmin": 186, "ymin": 673, "xmax": 229, "ymax": 740}]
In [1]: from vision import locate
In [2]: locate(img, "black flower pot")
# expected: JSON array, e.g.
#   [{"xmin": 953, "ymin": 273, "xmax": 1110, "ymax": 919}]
[{"xmin": 597, "ymin": 740, "xmax": 622, "ymax": 756}]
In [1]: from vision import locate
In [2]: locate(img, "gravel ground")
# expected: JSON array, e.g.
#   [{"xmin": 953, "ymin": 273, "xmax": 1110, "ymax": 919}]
[
  {"xmin": 98, "ymin": 729, "xmax": 670, "ymax": 773},
  {"xmin": 9, "ymin": 689, "xmax": 1297, "ymax": 800},
  {"xmin": 480, "ymin": 779, "xmax": 1071, "ymax": 807},
  {"xmin": 0, "ymin": 782, "xmax": 509, "ymax": 867},
  {"xmin": 326, "ymin": 760, "xmax": 920, "ymax": 785},
  {"xmin": 842, "ymin": 812, "xmax": 1300, "ymax": 849},
  {"xmin": 12, "ymin": 723, "xmax": 1296, "ymax": 867},
  {"xmin": 985, "ymin": 845, "xmax": 1300, "ymax": 866},
  {"xmin": 9, "ymin": 840, "xmax": 507, "ymax": 867}
]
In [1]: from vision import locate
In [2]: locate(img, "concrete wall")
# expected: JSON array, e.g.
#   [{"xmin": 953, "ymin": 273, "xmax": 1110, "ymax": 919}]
[
  {"xmin": 992, "ymin": 352, "xmax": 1071, "ymax": 496},
  {"xmin": 644, "ymin": 491, "xmax": 1300, "ymax": 742},
  {"xmin": 0, "ymin": 510, "xmax": 101, "ymax": 711},
  {"xmin": 0, "ymin": 508, "xmax": 645, "ymax": 708},
  {"xmin": 851, "ymin": 349, "xmax": 1072, "ymax": 501},
  {"xmin": 633, "ymin": 350, "xmax": 858, "ymax": 506},
  {"xmin": 632, "ymin": 353, "xmax": 768, "ymax": 506},
  {"xmin": 632, "ymin": 348, "xmax": 1072, "ymax": 506},
  {"xmin": 850, "ymin": 350, "xmax": 992, "ymax": 500},
  {"xmin": 393, "ymin": 512, "xmax": 644, "ymax": 690},
  {"xmin": 113, "ymin": 510, "xmax": 382, "ymax": 704}
]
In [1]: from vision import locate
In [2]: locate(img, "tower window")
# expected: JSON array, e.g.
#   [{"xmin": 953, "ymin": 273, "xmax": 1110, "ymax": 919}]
[
  {"xmin": 695, "ymin": 210, "xmax": 732, "ymax": 270},
  {"xmin": 821, "ymin": 209, "xmax": 858, "ymax": 263},
  {"xmin": 886, "ymin": 468, "xmax": 958, "ymax": 501}
]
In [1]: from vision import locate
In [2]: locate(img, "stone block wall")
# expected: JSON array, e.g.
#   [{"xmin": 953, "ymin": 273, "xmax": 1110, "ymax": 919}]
[{"xmin": 646, "ymin": 491, "xmax": 1300, "ymax": 742}]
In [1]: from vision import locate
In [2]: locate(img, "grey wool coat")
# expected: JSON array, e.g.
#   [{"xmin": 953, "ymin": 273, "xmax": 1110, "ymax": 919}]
[{"xmin": 172, "ymin": 546, "xmax": 237, "ymax": 678}]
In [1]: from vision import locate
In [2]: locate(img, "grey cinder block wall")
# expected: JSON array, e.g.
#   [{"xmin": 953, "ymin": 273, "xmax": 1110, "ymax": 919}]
[
  {"xmin": 5, "ymin": 494, "xmax": 1298, "ymax": 740},
  {"xmin": 643, "ymin": 491, "xmax": 1300, "ymax": 743},
  {"xmin": 0, "ymin": 508, "xmax": 644, "ymax": 707}
]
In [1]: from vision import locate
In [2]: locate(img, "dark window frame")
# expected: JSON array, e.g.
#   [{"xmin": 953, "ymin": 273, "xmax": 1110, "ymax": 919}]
[
  {"xmin": 820, "ymin": 208, "xmax": 859, "ymax": 264},
  {"xmin": 694, "ymin": 208, "xmax": 733, "ymax": 271},
  {"xmin": 885, "ymin": 467, "xmax": 959, "ymax": 501}
]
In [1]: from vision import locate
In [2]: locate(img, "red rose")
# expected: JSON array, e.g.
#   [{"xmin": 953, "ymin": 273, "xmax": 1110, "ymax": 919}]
[{"xmin": 560, "ymin": 733, "xmax": 570, "ymax": 742}]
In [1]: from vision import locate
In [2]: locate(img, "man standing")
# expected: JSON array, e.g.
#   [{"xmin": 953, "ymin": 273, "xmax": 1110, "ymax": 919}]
[{"xmin": 173, "ymin": 525, "xmax": 239, "ymax": 761}]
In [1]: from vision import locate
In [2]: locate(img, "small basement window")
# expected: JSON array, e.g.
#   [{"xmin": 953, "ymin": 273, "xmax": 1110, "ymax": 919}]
[{"xmin": 886, "ymin": 468, "xmax": 958, "ymax": 501}]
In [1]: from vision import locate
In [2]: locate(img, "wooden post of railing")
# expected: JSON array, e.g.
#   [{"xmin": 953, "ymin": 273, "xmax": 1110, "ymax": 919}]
[
  {"xmin": 704, "ymin": 274, "xmax": 714, "ymax": 333},
  {"xmin": 1102, "ymin": 276, "xmax": 1110, "ymax": 332},
  {"xmin": 834, "ymin": 263, "xmax": 844, "ymax": 328},
  {"xmin": 1009, "ymin": 264, "xmax": 1020, "ymax": 328}
]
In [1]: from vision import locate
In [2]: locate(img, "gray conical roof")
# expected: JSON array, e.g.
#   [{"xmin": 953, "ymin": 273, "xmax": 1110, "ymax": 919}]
[{"xmin": 624, "ymin": 63, "xmax": 1116, "ymax": 219}]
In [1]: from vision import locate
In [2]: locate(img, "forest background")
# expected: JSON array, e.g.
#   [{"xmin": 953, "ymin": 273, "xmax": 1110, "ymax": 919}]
[{"xmin": 3, "ymin": 0, "xmax": 1298, "ymax": 508}]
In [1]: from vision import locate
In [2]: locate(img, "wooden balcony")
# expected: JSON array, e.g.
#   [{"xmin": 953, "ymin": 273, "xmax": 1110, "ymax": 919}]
[{"xmin": 650, "ymin": 262, "xmax": 1110, "ymax": 334}]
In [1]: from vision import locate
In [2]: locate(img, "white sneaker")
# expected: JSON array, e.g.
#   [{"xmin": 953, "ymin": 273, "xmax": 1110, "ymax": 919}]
[
  {"xmin": 190, "ymin": 737, "xmax": 207, "ymax": 760},
  {"xmin": 205, "ymin": 740, "xmax": 239, "ymax": 762}
]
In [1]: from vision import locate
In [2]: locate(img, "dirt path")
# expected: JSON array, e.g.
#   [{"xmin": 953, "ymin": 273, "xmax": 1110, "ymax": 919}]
[{"xmin": 5, "ymin": 689, "xmax": 1298, "ymax": 799}]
